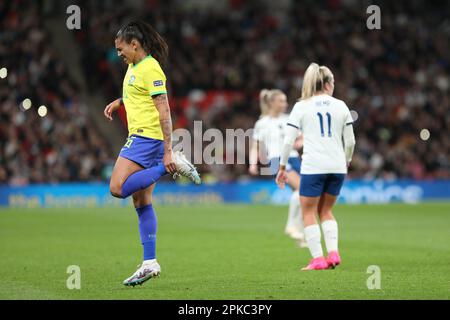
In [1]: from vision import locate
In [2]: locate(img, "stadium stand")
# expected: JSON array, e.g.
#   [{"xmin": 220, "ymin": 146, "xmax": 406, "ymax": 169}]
[
  {"xmin": 0, "ymin": 1, "xmax": 115, "ymax": 185},
  {"xmin": 1, "ymin": 0, "xmax": 449, "ymax": 184}
]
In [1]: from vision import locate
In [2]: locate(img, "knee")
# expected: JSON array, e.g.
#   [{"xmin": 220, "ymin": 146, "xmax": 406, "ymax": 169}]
[
  {"xmin": 109, "ymin": 183, "xmax": 123, "ymax": 198},
  {"xmin": 319, "ymin": 209, "xmax": 333, "ymax": 221},
  {"xmin": 300, "ymin": 201, "xmax": 316, "ymax": 216}
]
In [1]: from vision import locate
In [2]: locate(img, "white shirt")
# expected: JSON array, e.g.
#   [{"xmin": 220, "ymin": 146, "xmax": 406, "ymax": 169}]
[
  {"xmin": 253, "ymin": 114, "xmax": 299, "ymax": 160},
  {"xmin": 286, "ymin": 95, "xmax": 354, "ymax": 174}
]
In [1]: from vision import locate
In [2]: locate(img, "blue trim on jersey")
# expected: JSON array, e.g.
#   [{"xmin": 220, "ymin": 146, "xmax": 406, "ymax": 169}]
[
  {"xmin": 299, "ymin": 173, "xmax": 346, "ymax": 197},
  {"xmin": 119, "ymin": 134, "xmax": 164, "ymax": 169},
  {"xmin": 287, "ymin": 123, "xmax": 299, "ymax": 129}
]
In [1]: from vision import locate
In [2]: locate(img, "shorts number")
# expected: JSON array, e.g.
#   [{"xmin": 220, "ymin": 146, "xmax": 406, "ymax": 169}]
[
  {"xmin": 124, "ymin": 138, "xmax": 133, "ymax": 148},
  {"xmin": 317, "ymin": 112, "xmax": 332, "ymax": 137}
]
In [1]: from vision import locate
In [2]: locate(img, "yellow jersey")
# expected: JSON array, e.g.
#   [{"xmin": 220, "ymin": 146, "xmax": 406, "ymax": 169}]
[{"xmin": 122, "ymin": 55, "xmax": 167, "ymax": 140}]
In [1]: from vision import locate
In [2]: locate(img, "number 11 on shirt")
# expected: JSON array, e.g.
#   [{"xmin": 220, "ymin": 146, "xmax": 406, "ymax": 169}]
[{"xmin": 317, "ymin": 112, "xmax": 332, "ymax": 137}]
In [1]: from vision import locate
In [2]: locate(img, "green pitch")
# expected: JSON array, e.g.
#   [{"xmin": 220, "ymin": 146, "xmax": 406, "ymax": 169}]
[{"xmin": 0, "ymin": 203, "xmax": 449, "ymax": 299}]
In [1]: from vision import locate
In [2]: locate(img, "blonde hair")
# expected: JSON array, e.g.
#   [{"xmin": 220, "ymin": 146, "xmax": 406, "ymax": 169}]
[
  {"xmin": 300, "ymin": 63, "xmax": 334, "ymax": 100},
  {"xmin": 259, "ymin": 89, "xmax": 285, "ymax": 116}
]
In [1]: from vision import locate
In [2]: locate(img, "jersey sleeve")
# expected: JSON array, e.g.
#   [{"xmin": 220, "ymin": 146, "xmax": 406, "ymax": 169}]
[
  {"xmin": 287, "ymin": 102, "xmax": 302, "ymax": 131},
  {"xmin": 252, "ymin": 119, "xmax": 263, "ymax": 141},
  {"xmin": 343, "ymin": 103, "xmax": 354, "ymax": 126},
  {"xmin": 145, "ymin": 63, "xmax": 167, "ymax": 97}
]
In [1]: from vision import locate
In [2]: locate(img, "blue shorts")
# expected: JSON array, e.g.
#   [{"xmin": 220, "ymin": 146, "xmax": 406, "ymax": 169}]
[
  {"xmin": 269, "ymin": 157, "xmax": 301, "ymax": 176},
  {"xmin": 300, "ymin": 173, "xmax": 346, "ymax": 197},
  {"xmin": 119, "ymin": 134, "xmax": 164, "ymax": 169}
]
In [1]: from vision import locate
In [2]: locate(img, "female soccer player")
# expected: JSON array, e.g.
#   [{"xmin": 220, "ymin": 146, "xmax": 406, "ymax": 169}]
[
  {"xmin": 103, "ymin": 21, "xmax": 201, "ymax": 286},
  {"xmin": 276, "ymin": 63, "xmax": 356, "ymax": 270},
  {"xmin": 249, "ymin": 89, "xmax": 306, "ymax": 247}
]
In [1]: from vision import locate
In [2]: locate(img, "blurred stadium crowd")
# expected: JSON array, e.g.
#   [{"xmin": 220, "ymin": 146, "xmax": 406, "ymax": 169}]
[
  {"xmin": 0, "ymin": 1, "xmax": 114, "ymax": 184},
  {"xmin": 1, "ymin": 0, "xmax": 449, "ymax": 185}
]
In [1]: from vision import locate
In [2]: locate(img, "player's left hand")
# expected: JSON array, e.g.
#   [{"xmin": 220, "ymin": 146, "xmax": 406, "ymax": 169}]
[
  {"xmin": 275, "ymin": 169, "xmax": 288, "ymax": 189},
  {"xmin": 164, "ymin": 151, "xmax": 177, "ymax": 174}
]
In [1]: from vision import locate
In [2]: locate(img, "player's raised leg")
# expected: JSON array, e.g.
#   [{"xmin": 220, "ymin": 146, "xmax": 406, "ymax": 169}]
[
  {"xmin": 110, "ymin": 151, "xmax": 199, "ymax": 200},
  {"xmin": 119, "ymin": 160, "xmax": 167, "ymax": 199},
  {"xmin": 109, "ymin": 156, "xmax": 144, "ymax": 198},
  {"xmin": 123, "ymin": 185, "xmax": 161, "ymax": 286}
]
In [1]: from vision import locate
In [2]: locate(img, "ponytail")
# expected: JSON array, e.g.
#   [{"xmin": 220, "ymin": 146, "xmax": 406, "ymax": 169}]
[
  {"xmin": 300, "ymin": 63, "xmax": 333, "ymax": 100},
  {"xmin": 116, "ymin": 20, "xmax": 169, "ymax": 66},
  {"xmin": 259, "ymin": 89, "xmax": 271, "ymax": 117}
]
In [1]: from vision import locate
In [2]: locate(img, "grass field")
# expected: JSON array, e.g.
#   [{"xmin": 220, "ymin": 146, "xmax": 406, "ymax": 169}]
[{"xmin": 0, "ymin": 203, "xmax": 449, "ymax": 300}]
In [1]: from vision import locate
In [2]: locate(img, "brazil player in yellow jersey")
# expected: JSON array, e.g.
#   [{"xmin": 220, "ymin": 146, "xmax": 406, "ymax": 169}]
[{"xmin": 103, "ymin": 21, "xmax": 201, "ymax": 286}]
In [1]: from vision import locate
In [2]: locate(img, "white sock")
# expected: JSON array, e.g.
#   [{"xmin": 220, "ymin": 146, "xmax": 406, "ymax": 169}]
[
  {"xmin": 321, "ymin": 220, "xmax": 338, "ymax": 253},
  {"xmin": 286, "ymin": 192, "xmax": 303, "ymax": 232},
  {"xmin": 286, "ymin": 191, "xmax": 300, "ymax": 229},
  {"xmin": 304, "ymin": 224, "xmax": 324, "ymax": 258}
]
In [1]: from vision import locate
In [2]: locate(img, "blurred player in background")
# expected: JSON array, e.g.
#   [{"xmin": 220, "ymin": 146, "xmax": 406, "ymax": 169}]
[
  {"xmin": 103, "ymin": 21, "xmax": 201, "ymax": 286},
  {"xmin": 249, "ymin": 89, "xmax": 306, "ymax": 247},
  {"xmin": 276, "ymin": 63, "xmax": 356, "ymax": 271}
]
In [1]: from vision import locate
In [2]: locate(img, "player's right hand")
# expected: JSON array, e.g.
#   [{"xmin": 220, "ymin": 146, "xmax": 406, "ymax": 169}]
[
  {"xmin": 275, "ymin": 169, "xmax": 288, "ymax": 189},
  {"xmin": 163, "ymin": 151, "xmax": 177, "ymax": 174},
  {"xmin": 104, "ymin": 99, "xmax": 121, "ymax": 121}
]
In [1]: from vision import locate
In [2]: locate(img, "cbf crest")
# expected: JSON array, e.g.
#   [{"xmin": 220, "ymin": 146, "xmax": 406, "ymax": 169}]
[{"xmin": 128, "ymin": 75, "xmax": 136, "ymax": 85}]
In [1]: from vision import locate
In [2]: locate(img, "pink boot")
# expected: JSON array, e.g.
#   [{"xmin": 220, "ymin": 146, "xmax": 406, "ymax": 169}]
[
  {"xmin": 326, "ymin": 251, "xmax": 341, "ymax": 269},
  {"xmin": 301, "ymin": 257, "xmax": 329, "ymax": 271}
]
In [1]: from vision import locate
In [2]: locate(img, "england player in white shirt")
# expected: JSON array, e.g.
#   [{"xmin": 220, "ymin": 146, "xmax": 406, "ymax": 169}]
[
  {"xmin": 276, "ymin": 63, "xmax": 356, "ymax": 270},
  {"xmin": 249, "ymin": 89, "xmax": 306, "ymax": 247}
]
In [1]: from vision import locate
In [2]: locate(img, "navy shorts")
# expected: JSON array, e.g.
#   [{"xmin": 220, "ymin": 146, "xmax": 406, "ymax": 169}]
[
  {"xmin": 269, "ymin": 157, "xmax": 301, "ymax": 176},
  {"xmin": 300, "ymin": 173, "xmax": 346, "ymax": 197},
  {"xmin": 119, "ymin": 134, "xmax": 164, "ymax": 169}
]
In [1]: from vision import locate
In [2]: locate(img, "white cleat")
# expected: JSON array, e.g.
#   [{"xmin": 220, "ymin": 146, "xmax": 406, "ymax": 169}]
[
  {"xmin": 172, "ymin": 151, "xmax": 201, "ymax": 185},
  {"xmin": 123, "ymin": 260, "xmax": 161, "ymax": 287}
]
